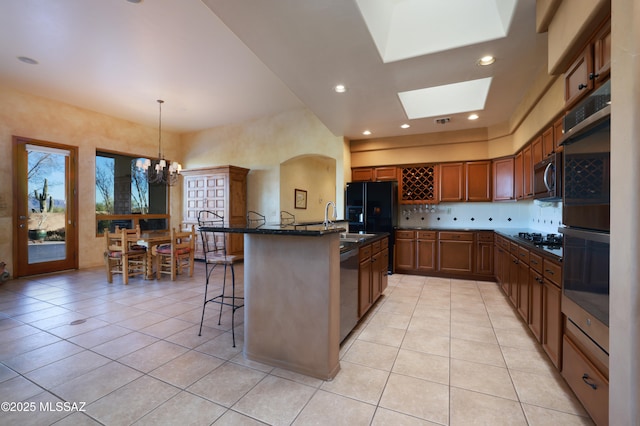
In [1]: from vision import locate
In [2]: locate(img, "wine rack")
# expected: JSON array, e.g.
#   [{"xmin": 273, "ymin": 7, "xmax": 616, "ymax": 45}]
[{"xmin": 400, "ymin": 165, "xmax": 438, "ymax": 204}]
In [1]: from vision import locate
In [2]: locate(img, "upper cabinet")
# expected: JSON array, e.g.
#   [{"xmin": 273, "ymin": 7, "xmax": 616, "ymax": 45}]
[
  {"xmin": 564, "ymin": 18, "xmax": 611, "ymax": 109},
  {"xmin": 439, "ymin": 162, "xmax": 465, "ymax": 202},
  {"xmin": 400, "ymin": 165, "xmax": 438, "ymax": 204},
  {"xmin": 438, "ymin": 161, "xmax": 491, "ymax": 203},
  {"xmin": 493, "ymin": 157, "xmax": 514, "ymax": 201},
  {"xmin": 465, "ymin": 161, "xmax": 492, "ymax": 202},
  {"xmin": 352, "ymin": 166, "xmax": 397, "ymax": 182}
]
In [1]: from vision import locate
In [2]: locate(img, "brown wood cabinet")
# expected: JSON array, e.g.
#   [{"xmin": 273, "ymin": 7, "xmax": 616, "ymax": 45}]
[
  {"xmin": 554, "ymin": 116, "xmax": 564, "ymax": 153},
  {"xmin": 562, "ymin": 336, "xmax": 609, "ymax": 426},
  {"xmin": 496, "ymin": 234, "xmax": 564, "ymax": 370},
  {"xmin": 493, "ymin": 157, "xmax": 515, "ymax": 201},
  {"xmin": 522, "ymin": 144, "xmax": 533, "ymax": 198},
  {"xmin": 182, "ymin": 165, "xmax": 249, "ymax": 258},
  {"xmin": 358, "ymin": 237, "xmax": 388, "ymax": 318},
  {"xmin": 542, "ymin": 126, "xmax": 555, "ymax": 157},
  {"xmin": 416, "ymin": 231, "xmax": 437, "ymax": 272},
  {"xmin": 564, "ymin": 18, "xmax": 611, "ymax": 109},
  {"xmin": 542, "ymin": 258, "xmax": 563, "ymax": 368},
  {"xmin": 439, "ymin": 162, "xmax": 465, "ymax": 202},
  {"xmin": 514, "ymin": 151, "xmax": 524, "ymax": 199},
  {"xmin": 465, "ymin": 161, "xmax": 492, "ymax": 201},
  {"xmin": 352, "ymin": 166, "xmax": 398, "ymax": 182},
  {"xmin": 531, "ymin": 135, "xmax": 544, "ymax": 165},
  {"xmin": 438, "ymin": 231, "xmax": 473, "ymax": 274},
  {"xmin": 394, "ymin": 230, "xmax": 415, "ymax": 271},
  {"xmin": 475, "ymin": 232, "xmax": 494, "ymax": 275},
  {"xmin": 564, "ymin": 44, "xmax": 594, "ymax": 108},
  {"xmin": 438, "ymin": 161, "xmax": 491, "ymax": 202}
]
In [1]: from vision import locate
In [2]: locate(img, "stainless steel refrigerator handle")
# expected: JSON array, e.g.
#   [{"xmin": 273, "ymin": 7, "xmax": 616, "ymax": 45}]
[
  {"xmin": 558, "ymin": 226, "xmax": 610, "ymax": 243},
  {"xmin": 543, "ymin": 162, "xmax": 554, "ymax": 191}
]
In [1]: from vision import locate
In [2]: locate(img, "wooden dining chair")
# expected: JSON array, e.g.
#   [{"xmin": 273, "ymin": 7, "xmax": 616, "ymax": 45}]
[
  {"xmin": 155, "ymin": 225, "xmax": 196, "ymax": 281},
  {"xmin": 103, "ymin": 227, "xmax": 146, "ymax": 284}
]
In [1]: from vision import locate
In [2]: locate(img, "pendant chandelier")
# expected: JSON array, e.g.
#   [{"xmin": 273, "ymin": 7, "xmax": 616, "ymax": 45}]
[{"xmin": 136, "ymin": 99, "xmax": 182, "ymax": 186}]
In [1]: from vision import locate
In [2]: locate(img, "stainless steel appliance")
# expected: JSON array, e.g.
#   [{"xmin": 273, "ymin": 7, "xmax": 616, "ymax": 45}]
[
  {"xmin": 559, "ymin": 79, "xmax": 611, "ymax": 356},
  {"xmin": 533, "ymin": 152, "xmax": 562, "ymax": 201},
  {"xmin": 345, "ymin": 181, "xmax": 398, "ymax": 271},
  {"xmin": 339, "ymin": 245, "xmax": 359, "ymax": 342}
]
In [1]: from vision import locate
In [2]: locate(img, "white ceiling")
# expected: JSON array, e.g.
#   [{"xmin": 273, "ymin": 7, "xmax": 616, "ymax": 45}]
[{"xmin": 0, "ymin": 0, "xmax": 548, "ymax": 140}]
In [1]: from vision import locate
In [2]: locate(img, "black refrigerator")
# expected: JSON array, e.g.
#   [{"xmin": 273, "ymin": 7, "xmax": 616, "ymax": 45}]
[{"xmin": 345, "ymin": 181, "xmax": 398, "ymax": 272}]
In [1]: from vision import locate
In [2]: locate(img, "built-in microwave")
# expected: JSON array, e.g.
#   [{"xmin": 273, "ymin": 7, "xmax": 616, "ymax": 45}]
[{"xmin": 533, "ymin": 152, "xmax": 562, "ymax": 201}]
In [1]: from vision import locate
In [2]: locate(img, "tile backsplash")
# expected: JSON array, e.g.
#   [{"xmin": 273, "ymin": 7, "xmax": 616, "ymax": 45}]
[{"xmin": 398, "ymin": 199, "xmax": 562, "ymax": 233}]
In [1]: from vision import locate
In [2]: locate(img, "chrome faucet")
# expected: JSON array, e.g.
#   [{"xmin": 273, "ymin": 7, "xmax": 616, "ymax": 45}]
[{"xmin": 324, "ymin": 201, "xmax": 337, "ymax": 228}]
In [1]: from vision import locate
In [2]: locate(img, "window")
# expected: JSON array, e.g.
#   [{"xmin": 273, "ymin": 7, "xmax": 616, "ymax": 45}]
[{"xmin": 95, "ymin": 151, "xmax": 169, "ymax": 233}]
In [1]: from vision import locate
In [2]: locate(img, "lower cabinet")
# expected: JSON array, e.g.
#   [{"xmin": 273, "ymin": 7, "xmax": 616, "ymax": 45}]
[
  {"xmin": 394, "ymin": 229, "xmax": 494, "ymax": 280},
  {"xmin": 358, "ymin": 237, "xmax": 388, "ymax": 318},
  {"xmin": 438, "ymin": 231, "xmax": 474, "ymax": 274},
  {"xmin": 416, "ymin": 231, "xmax": 437, "ymax": 272},
  {"xmin": 562, "ymin": 335, "xmax": 609, "ymax": 426}
]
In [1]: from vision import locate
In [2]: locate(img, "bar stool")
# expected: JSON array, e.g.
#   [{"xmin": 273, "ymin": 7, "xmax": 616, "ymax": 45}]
[
  {"xmin": 197, "ymin": 210, "xmax": 244, "ymax": 347},
  {"xmin": 246, "ymin": 210, "xmax": 266, "ymax": 227}
]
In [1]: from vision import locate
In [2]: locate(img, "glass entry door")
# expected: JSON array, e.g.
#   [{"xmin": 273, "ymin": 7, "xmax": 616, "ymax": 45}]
[{"xmin": 14, "ymin": 137, "xmax": 78, "ymax": 276}]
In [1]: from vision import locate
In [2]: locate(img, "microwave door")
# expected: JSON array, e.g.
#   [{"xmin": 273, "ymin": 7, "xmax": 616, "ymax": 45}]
[{"xmin": 543, "ymin": 162, "xmax": 555, "ymax": 192}]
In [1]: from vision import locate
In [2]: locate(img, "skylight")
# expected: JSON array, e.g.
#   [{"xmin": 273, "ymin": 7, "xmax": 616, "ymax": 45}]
[
  {"xmin": 398, "ymin": 77, "xmax": 493, "ymax": 119},
  {"xmin": 355, "ymin": 0, "xmax": 517, "ymax": 63}
]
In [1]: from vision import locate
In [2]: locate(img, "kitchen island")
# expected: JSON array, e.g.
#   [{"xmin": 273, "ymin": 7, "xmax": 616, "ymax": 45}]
[{"xmin": 199, "ymin": 223, "xmax": 345, "ymax": 380}]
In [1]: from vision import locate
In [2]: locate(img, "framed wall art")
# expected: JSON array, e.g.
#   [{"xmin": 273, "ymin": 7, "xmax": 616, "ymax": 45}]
[{"xmin": 295, "ymin": 188, "xmax": 307, "ymax": 209}]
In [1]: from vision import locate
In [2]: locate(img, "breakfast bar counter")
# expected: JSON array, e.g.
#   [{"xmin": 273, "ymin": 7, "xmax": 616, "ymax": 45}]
[{"xmin": 199, "ymin": 224, "xmax": 345, "ymax": 380}]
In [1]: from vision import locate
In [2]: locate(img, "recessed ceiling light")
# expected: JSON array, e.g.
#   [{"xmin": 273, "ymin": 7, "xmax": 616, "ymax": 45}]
[
  {"xmin": 334, "ymin": 84, "xmax": 347, "ymax": 93},
  {"xmin": 401, "ymin": 124, "xmax": 410, "ymax": 129},
  {"xmin": 126, "ymin": 0, "xmax": 143, "ymax": 3},
  {"xmin": 362, "ymin": 130, "xmax": 372, "ymax": 135},
  {"xmin": 468, "ymin": 113, "xmax": 479, "ymax": 120},
  {"xmin": 17, "ymin": 56, "xmax": 38, "ymax": 65},
  {"xmin": 477, "ymin": 55, "xmax": 495, "ymax": 66}
]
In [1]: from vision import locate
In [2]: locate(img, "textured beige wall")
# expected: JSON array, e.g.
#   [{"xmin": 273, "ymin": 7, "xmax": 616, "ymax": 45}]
[
  {"xmin": 349, "ymin": 72, "xmax": 564, "ymax": 167},
  {"xmin": 180, "ymin": 108, "xmax": 346, "ymax": 224},
  {"xmin": 281, "ymin": 156, "xmax": 336, "ymax": 223},
  {"xmin": 0, "ymin": 86, "xmax": 182, "ymax": 270}
]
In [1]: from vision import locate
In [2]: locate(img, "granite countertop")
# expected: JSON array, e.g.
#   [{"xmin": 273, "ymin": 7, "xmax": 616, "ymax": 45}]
[
  {"xmin": 199, "ymin": 223, "xmax": 346, "ymax": 237},
  {"xmin": 396, "ymin": 226, "xmax": 563, "ymax": 260}
]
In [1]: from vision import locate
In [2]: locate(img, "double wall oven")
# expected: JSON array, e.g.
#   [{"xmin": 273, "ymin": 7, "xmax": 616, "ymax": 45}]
[{"xmin": 559, "ymin": 80, "xmax": 611, "ymax": 362}]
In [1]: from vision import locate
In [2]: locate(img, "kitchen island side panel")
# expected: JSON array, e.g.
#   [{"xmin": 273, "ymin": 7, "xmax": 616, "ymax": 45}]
[{"xmin": 243, "ymin": 233, "xmax": 341, "ymax": 380}]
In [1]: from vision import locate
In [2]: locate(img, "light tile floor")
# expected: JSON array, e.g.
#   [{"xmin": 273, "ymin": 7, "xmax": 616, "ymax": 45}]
[{"xmin": 0, "ymin": 264, "xmax": 595, "ymax": 425}]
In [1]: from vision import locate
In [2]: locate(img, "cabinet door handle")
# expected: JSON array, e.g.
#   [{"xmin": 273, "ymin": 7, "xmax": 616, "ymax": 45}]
[
  {"xmin": 578, "ymin": 83, "xmax": 588, "ymax": 90},
  {"xmin": 589, "ymin": 72, "xmax": 600, "ymax": 80},
  {"xmin": 545, "ymin": 269, "xmax": 554, "ymax": 275},
  {"xmin": 582, "ymin": 374, "xmax": 598, "ymax": 390}
]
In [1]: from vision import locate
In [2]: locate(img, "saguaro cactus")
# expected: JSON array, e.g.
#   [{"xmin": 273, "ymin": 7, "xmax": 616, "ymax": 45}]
[{"xmin": 34, "ymin": 178, "xmax": 53, "ymax": 213}]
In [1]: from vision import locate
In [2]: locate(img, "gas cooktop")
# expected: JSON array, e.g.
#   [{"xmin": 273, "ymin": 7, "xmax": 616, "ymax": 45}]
[{"xmin": 514, "ymin": 232, "xmax": 563, "ymax": 249}]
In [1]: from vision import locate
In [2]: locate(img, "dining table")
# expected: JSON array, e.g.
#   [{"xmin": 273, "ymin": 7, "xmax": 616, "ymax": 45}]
[{"xmin": 136, "ymin": 230, "xmax": 172, "ymax": 280}]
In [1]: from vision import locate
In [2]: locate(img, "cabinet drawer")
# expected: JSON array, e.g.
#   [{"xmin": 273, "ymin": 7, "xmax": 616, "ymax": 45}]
[
  {"xmin": 379, "ymin": 237, "xmax": 388, "ymax": 249},
  {"xmin": 417, "ymin": 231, "xmax": 436, "ymax": 240},
  {"xmin": 529, "ymin": 252, "xmax": 543, "ymax": 273},
  {"xmin": 517, "ymin": 247, "xmax": 529, "ymax": 265},
  {"xmin": 396, "ymin": 230, "xmax": 415, "ymax": 239},
  {"xmin": 499, "ymin": 236, "xmax": 510, "ymax": 250},
  {"xmin": 359, "ymin": 244, "xmax": 372, "ymax": 261},
  {"xmin": 543, "ymin": 259, "xmax": 562, "ymax": 287},
  {"xmin": 439, "ymin": 231, "xmax": 473, "ymax": 241},
  {"xmin": 562, "ymin": 336, "xmax": 609, "ymax": 426},
  {"xmin": 371, "ymin": 240, "xmax": 381, "ymax": 253},
  {"xmin": 477, "ymin": 232, "xmax": 493, "ymax": 242},
  {"xmin": 510, "ymin": 242, "xmax": 519, "ymax": 255}
]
